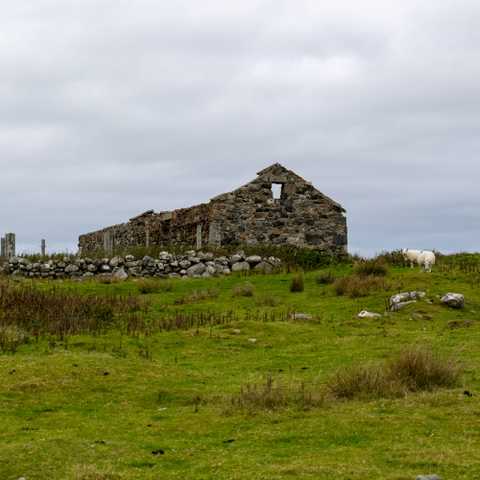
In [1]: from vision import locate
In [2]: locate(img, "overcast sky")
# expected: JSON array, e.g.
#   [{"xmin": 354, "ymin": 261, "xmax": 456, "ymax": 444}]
[{"xmin": 1, "ymin": 1, "xmax": 479, "ymax": 255}]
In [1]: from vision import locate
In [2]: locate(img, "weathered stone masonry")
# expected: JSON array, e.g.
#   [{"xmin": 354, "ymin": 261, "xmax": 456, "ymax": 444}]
[{"xmin": 78, "ymin": 163, "xmax": 348, "ymax": 255}]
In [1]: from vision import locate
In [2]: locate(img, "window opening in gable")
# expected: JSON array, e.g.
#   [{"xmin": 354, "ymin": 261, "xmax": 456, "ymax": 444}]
[{"xmin": 271, "ymin": 183, "xmax": 283, "ymax": 200}]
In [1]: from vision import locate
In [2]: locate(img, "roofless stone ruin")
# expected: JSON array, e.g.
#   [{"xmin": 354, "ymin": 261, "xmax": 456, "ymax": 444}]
[{"xmin": 78, "ymin": 163, "xmax": 348, "ymax": 255}]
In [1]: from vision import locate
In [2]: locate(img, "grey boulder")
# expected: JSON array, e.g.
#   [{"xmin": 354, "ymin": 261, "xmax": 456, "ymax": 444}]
[
  {"xmin": 390, "ymin": 291, "xmax": 426, "ymax": 311},
  {"xmin": 358, "ymin": 310, "xmax": 382, "ymax": 319},
  {"xmin": 246, "ymin": 255, "xmax": 262, "ymax": 265},
  {"xmin": 232, "ymin": 261, "xmax": 250, "ymax": 272},
  {"xmin": 254, "ymin": 261, "xmax": 273, "ymax": 274},
  {"xmin": 112, "ymin": 267, "xmax": 128, "ymax": 281},
  {"xmin": 65, "ymin": 264, "xmax": 79, "ymax": 274},
  {"xmin": 186, "ymin": 263, "xmax": 206, "ymax": 277},
  {"xmin": 441, "ymin": 293, "xmax": 465, "ymax": 309}
]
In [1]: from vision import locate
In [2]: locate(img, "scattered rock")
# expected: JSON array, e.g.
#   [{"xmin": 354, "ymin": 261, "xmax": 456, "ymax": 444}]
[
  {"xmin": 151, "ymin": 449, "xmax": 165, "ymax": 455},
  {"xmin": 290, "ymin": 313, "xmax": 313, "ymax": 320},
  {"xmin": 230, "ymin": 254, "xmax": 243, "ymax": 264},
  {"xmin": 464, "ymin": 390, "xmax": 473, "ymax": 397},
  {"xmin": 64, "ymin": 264, "xmax": 79, "ymax": 274},
  {"xmin": 254, "ymin": 261, "xmax": 274, "ymax": 273},
  {"xmin": 357, "ymin": 310, "xmax": 382, "ymax": 319},
  {"xmin": 390, "ymin": 292, "xmax": 426, "ymax": 311},
  {"xmin": 109, "ymin": 256, "xmax": 123, "ymax": 268},
  {"xmin": 245, "ymin": 255, "xmax": 262, "ymax": 265},
  {"xmin": 248, "ymin": 338, "xmax": 257, "ymax": 344},
  {"xmin": 416, "ymin": 475, "xmax": 442, "ymax": 480},
  {"xmin": 441, "ymin": 293, "xmax": 465, "ymax": 309},
  {"xmin": 393, "ymin": 301, "xmax": 418, "ymax": 311},
  {"xmin": 112, "ymin": 267, "xmax": 128, "ymax": 281},
  {"xmin": 186, "ymin": 263, "xmax": 207, "ymax": 277},
  {"xmin": 232, "ymin": 261, "xmax": 250, "ymax": 272}
]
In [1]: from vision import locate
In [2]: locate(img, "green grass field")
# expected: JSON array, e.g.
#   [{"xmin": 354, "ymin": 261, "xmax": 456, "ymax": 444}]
[{"xmin": 1, "ymin": 263, "xmax": 480, "ymax": 479}]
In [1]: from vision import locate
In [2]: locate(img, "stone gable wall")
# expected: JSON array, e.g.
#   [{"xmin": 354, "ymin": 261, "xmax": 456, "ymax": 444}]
[{"xmin": 78, "ymin": 164, "xmax": 347, "ymax": 255}]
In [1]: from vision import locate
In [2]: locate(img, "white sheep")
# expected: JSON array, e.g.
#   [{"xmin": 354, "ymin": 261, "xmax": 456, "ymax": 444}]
[{"xmin": 402, "ymin": 249, "xmax": 436, "ymax": 272}]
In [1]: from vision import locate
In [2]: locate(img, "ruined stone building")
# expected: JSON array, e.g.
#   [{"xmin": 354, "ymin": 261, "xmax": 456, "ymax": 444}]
[{"xmin": 78, "ymin": 163, "xmax": 347, "ymax": 255}]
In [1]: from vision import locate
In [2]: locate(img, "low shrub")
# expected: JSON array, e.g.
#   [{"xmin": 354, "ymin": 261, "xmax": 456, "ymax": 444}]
[
  {"xmin": 353, "ymin": 258, "xmax": 388, "ymax": 277},
  {"xmin": 290, "ymin": 272, "xmax": 305, "ymax": 293},
  {"xmin": 232, "ymin": 282, "xmax": 255, "ymax": 297},
  {"xmin": 0, "ymin": 281, "xmax": 144, "ymax": 339},
  {"xmin": 375, "ymin": 250, "xmax": 406, "ymax": 267},
  {"xmin": 327, "ymin": 364, "xmax": 404, "ymax": 400},
  {"xmin": 0, "ymin": 325, "xmax": 29, "ymax": 353},
  {"xmin": 388, "ymin": 347, "xmax": 461, "ymax": 391},
  {"xmin": 230, "ymin": 375, "xmax": 323, "ymax": 412},
  {"xmin": 333, "ymin": 275, "xmax": 389, "ymax": 298},
  {"xmin": 137, "ymin": 279, "xmax": 173, "ymax": 294},
  {"xmin": 328, "ymin": 347, "xmax": 462, "ymax": 400},
  {"xmin": 315, "ymin": 271, "xmax": 336, "ymax": 285},
  {"xmin": 174, "ymin": 288, "xmax": 219, "ymax": 305}
]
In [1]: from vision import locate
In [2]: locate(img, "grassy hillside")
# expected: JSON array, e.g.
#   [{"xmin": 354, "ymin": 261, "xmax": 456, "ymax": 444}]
[{"xmin": 0, "ymin": 261, "xmax": 479, "ymax": 479}]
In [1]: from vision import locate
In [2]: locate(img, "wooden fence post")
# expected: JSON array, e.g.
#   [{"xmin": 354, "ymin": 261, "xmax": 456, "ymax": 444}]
[{"xmin": 5, "ymin": 233, "xmax": 16, "ymax": 259}]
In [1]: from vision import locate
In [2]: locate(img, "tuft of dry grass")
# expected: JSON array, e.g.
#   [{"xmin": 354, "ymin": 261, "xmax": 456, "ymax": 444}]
[
  {"xmin": 353, "ymin": 258, "xmax": 389, "ymax": 277},
  {"xmin": 315, "ymin": 271, "xmax": 336, "ymax": 285},
  {"xmin": 333, "ymin": 275, "xmax": 390, "ymax": 298},
  {"xmin": 137, "ymin": 278, "xmax": 173, "ymax": 294},
  {"xmin": 0, "ymin": 280, "xmax": 145, "ymax": 339},
  {"xmin": 255, "ymin": 294, "xmax": 281, "ymax": 307},
  {"xmin": 174, "ymin": 288, "xmax": 219, "ymax": 305},
  {"xmin": 232, "ymin": 282, "xmax": 255, "ymax": 297},
  {"xmin": 290, "ymin": 272, "xmax": 305, "ymax": 293},
  {"xmin": 0, "ymin": 325, "xmax": 29, "ymax": 353},
  {"xmin": 328, "ymin": 347, "xmax": 462, "ymax": 400},
  {"xmin": 388, "ymin": 347, "xmax": 461, "ymax": 392},
  {"xmin": 327, "ymin": 364, "xmax": 405, "ymax": 400},
  {"xmin": 72, "ymin": 464, "xmax": 123, "ymax": 480},
  {"xmin": 230, "ymin": 375, "xmax": 324, "ymax": 412}
]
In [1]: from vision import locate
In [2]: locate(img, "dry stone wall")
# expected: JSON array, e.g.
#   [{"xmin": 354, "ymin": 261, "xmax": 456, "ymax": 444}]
[
  {"xmin": 1, "ymin": 251, "xmax": 281, "ymax": 280},
  {"xmin": 79, "ymin": 164, "xmax": 347, "ymax": 256}
]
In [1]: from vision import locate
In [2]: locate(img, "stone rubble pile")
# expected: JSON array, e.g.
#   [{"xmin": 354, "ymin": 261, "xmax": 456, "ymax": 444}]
[{"xmin": 0, "ymin": 251, "xmax": 282, "ymax": 280}]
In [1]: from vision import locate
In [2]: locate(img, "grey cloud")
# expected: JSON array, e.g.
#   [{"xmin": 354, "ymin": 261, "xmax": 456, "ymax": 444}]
[{"xmin": 1, "ymin": 0, "xmax": 479, "ymax": 255}]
